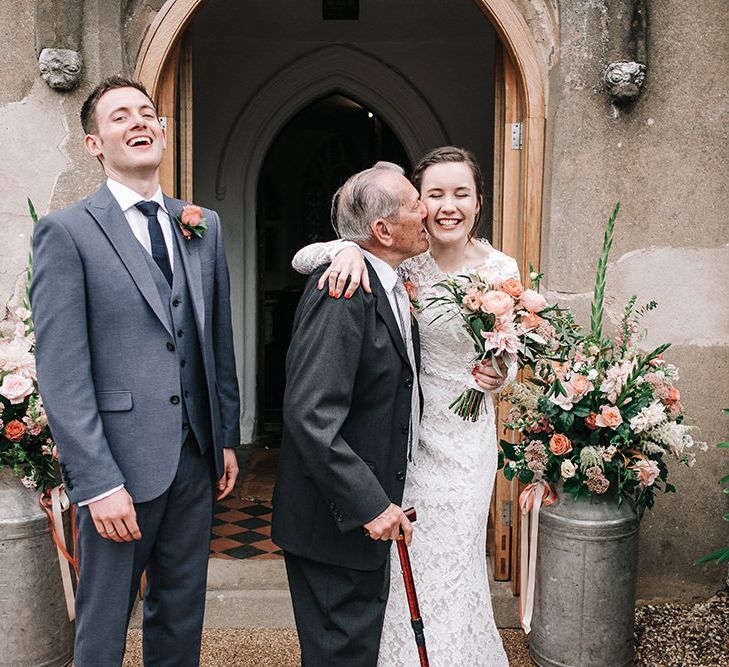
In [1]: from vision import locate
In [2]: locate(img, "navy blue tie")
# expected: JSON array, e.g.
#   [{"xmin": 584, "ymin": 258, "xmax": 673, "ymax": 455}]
[{"xmin": 135, "ymin": 200, "xmax": 173, "ymax": 286}]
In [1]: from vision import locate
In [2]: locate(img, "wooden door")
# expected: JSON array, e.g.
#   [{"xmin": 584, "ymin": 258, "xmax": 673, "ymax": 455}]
[
  {"xmin": 156, "ymin": 31, "xmax": 193, "ymax": 200},
  {"xmin": 488, "ymin": 44, "xmax": 524, "ymax": 589}
]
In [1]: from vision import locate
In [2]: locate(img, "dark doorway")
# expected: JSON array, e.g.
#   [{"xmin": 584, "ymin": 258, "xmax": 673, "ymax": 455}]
[{"xmin": 256, "ymin": 93, "xmax": 410, "ymax": 430}]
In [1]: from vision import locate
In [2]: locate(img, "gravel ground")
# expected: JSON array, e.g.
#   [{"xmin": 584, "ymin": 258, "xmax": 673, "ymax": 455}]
[
  {"xmin": 119, "ymin": 592, "xmax": 728, "ymax": 666},
  {"xmin": 634, "ymin": 589, "xmax": 729, "ymax": 667}
]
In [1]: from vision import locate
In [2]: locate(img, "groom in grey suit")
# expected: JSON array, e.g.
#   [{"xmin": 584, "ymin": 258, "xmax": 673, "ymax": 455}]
[
  {"xmin": 273, "ymin": 162, "xmax": 429, "ymax": 666},
  {"xmin": 30, "ymin": 76, "xmax": 240, "ymax": 666}
]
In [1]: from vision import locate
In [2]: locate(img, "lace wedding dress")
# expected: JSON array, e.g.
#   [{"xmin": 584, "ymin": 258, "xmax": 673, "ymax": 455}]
[{"xmin": 292, "ymin": 241, "xmax": 518, "ymax": 666}]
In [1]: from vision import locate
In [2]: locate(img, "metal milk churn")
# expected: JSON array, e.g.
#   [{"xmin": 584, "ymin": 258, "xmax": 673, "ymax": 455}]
[
  {"xmin": 529, "ymin": 486, "xmax": 639, "ymax": 667},
  {"xmin": 0, "ymin": 469, "xmax": 74, "ymax": 666}
]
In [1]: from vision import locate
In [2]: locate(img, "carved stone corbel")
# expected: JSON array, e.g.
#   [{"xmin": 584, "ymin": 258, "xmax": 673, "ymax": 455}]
[
  {"xmin": 35, "ymin": 0, "xmax": 85, "ymax": 90},
  {"xmin": 604, "ymin": 0, "xmax": 648, "ymax": 106}
]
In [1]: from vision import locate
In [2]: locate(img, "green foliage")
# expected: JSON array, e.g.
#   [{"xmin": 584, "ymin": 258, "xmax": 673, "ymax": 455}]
[
  {"xmin": 695, "ymin": 409, "xmax": 729, "ymax": 567},
  {"xmin": 590, "ymin": 202, "xmax": 620, "ymax": 342}
]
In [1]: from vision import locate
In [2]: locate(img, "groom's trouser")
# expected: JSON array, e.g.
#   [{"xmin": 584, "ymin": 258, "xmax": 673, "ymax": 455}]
[
  {"xmin": 73, "ymin": 435, "xmax": 214, "ymax": 667},
  {"xmin": 284, "ymin": 551, "xmax": 390, "ymax": 667}
]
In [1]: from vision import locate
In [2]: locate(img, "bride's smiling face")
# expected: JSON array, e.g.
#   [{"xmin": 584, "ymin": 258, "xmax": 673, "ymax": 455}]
[{"xmin": 419, "ymin": 161, "xmax": 482, "ymax": 246}]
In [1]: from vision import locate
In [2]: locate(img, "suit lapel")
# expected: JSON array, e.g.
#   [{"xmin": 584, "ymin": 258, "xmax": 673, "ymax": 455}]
[
  {"xmin": 87, "ymin": 185, "xmax": 173, "ymax": 337},
  {"xmin": 367, "ymin": 260, "xmax": 411, "ymax": 369},
  {"xmin": 166, "ymin": 196, "xmax": 205, "ymax": 341}
]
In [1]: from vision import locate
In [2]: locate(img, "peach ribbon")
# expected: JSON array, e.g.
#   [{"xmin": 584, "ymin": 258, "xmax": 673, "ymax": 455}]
[
  {"xmin": 39, "ymin": 485, "xmax": 78, "ymax": 622},
  {"xmin": 519, "ymin": 480, "xmax": 557, "ymax": 634}
]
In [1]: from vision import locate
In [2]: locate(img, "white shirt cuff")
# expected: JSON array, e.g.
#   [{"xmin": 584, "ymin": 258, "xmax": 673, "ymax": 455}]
[{"xmin": 77, "ymin": 484, "xmax": 125, "ymax": 507}]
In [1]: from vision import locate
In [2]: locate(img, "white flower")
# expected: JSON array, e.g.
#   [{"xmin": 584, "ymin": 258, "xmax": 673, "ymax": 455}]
[
  {"xmin": 600, "ymin": 359, "xmax": 635, "ymax": 403},
  {"xmin": 634, "ymin": 459, "xmax": 660, "ymax": 486},
  {"xmin": 21, "ymin": 476, "xmax": 37, "ymax": 490},
  {"xmin": 0, "ymin": 374, "xmax": 34, "ymax": 405},
  {"xmin": 14, "ymin": 307, "xmax": 31, "ymax": 321},
  {"xmin": 649, "ymin": 421, "xmax": 690, "ymax": 457},
  {"xmin": 587, "ymin": 368, "xmax": 598, "ymax": 381},
  {"xmin": 0, "ymin": 338, "xmax": 36, "ymax": 379},
  {"xmin": 561, "ymin": 460, "xmax": 577, "ymax": 479},
  {"xmin": 630, "ymin": 401, "xmax": 667, "ymax": 434}
]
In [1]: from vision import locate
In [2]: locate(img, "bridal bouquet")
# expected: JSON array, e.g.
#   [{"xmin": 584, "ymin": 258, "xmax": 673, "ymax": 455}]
[
  {"xmin": 500, "ymin": 204, "xmax": 703, "ymax": 516},
  {"xmin": 426, "ymin": 266, "xmax": 576, "ymax": 421},
  {"xmin": 0, "ymin": 200, "xmax": 57, "ymax": 491}
]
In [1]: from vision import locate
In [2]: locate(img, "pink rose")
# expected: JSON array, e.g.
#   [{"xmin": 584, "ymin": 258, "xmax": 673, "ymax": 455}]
[
  {"xmin": 0, "ymin": 374, "xmax": 34, "ymax": 405},
  {"xmin": 479, "ymin": 290, "xmax": 514, "ymax": 317},
  {"xmin": 594, "ymin": 405, "xmax": 624, "ymax": 430},
  {"xmin": 499, "ymin": 277, "xmax": 524, "ymax": 298},
  {"xmin": 181, "ymin": 204, "xmax": 204, "ymax": 227},
  {"xmin": 633, "ymin": 459, "xmax": 660, "ymax": 486},
  {"xmin": 549, "ymin": 433, "xmax": 573, "ymax": 456},
  {"xmin": 404, "ymin": 281, "xmax": 418, "ymax": 301},
  {"xmin": 462, "ymin": 288, "xmax": 482, "ymax": 312},
  {"xmin": 569, "ymin": 374, "xmax": 594, "ymax": 397},
  {"xmin": 520, "ymin": 289, "xmax": 548, "ymax": 313}
]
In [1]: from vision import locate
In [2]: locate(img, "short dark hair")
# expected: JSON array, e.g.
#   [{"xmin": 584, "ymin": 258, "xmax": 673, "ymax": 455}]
[
  {"xmin": 80, "ymin": 76, "xmax": 154, "ymax": 134},
  {"xmin": 411, "ymin": 146, "xmax": 485, "ymax": 241}
]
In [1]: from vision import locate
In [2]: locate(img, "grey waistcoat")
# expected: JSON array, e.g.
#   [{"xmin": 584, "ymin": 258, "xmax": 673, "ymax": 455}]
[{"xmin": 142, "ymin": 235, "xmax": 213, "ymax": 453}]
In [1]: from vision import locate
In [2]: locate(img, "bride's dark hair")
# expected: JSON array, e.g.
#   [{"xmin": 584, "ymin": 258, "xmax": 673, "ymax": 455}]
[{"xmin": 411, "ymin": 146, "xmax": 485, "ymax": 241}]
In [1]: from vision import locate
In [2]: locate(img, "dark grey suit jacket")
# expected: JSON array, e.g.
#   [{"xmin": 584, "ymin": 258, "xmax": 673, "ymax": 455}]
[
  {"xmin": 272, "ymin": 261, "xmax": 420, "ymax": 571},
  {"xmin": 30, "ymin": 184, "xmax": 240, "ymax": 504}
]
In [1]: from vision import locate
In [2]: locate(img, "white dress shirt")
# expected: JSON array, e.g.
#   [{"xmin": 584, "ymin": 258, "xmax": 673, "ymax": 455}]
[
  {"xmin": 361, "ymin": 249, "xmax": 404, "ymax": 336},
  {"xmin": 105, "ymin": 178, "xmax": 175, "ymax": 270},
  {"xmin": 77, "ymin": 179, "xmax": 174, "ymax": 507}
]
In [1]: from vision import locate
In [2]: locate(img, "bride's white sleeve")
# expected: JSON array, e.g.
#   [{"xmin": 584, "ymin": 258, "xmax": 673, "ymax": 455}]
[{"xmin": 291, "ymin": 240, "xmax": 360, "ymax": 275}]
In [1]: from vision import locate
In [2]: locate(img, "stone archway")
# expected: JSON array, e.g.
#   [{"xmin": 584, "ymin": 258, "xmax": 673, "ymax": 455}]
[
  {"xmin": 210, "ymin": 44, "xmax": 449, "ymax": 438},
  {"xmin": 134, "ymin": 0, "xmax": 551, "ymax": 442}
]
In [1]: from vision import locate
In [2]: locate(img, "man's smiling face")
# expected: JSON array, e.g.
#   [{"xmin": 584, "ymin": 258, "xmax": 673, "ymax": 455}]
[{"xmin": 83, "ymin": 86, "xmax": 166, "ymax": 181}]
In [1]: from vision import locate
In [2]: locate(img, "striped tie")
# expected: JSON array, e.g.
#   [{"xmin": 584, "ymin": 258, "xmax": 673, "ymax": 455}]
[{"xmin": 394, "ymin": 278, "xmax": 420, "ymax": 461}]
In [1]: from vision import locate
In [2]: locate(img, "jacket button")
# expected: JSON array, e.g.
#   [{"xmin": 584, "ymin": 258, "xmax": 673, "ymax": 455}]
[
  {"xmin": 180, "ymin": 359, "xmax": 186, "ymax": 368},
  {"xmin": 170, "ymin": 395, "xmax": 180, "ymax": 404},
  {"xmin": 177, "ymin": 329, "xmax": 184, "ymax": 338},
  {"xmin": 167, "ymin": 342, "xmax": 175, "ymax": 351},
  {"xmin": 336, "ymin": 513, "xmax": 344, "ymax": 522},
  {"xmin": 395, "ymin": 471, "xmax": 405, "ymax": 482},
  {"xmin": 184, "ymin": 390, "xmax": 190, "ymax": 398},
  {"xmin": 172, "ymin": 298, "xmax": 181, "ymax": 307},
  {"xmin": 404, "ymin": 378, "xmax": 413, "ymax": 388},
  {"xmin": 182, "ymin": 422, "xmax": 190, "ymax": 430}
]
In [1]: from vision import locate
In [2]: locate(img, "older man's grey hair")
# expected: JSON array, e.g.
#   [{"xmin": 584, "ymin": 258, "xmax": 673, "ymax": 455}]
[{"xmin": 331, "ymin": 161, "xmax": 405, "ymax": 242}]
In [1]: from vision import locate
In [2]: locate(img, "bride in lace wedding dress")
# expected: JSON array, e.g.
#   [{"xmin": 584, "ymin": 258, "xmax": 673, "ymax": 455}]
[{"xmin": 292, "ymin": 147, "xmax": 516, "ymax": 666}]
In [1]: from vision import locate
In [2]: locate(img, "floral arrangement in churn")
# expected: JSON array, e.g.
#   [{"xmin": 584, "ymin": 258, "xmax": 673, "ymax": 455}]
[
  {"xmin": 425, "ymin": 265, "xmax": 577, "ymax": 421},
  {"xmin": 0, "ymin": 200, "xmax": 57, "ymax": 491},
  {"xmin": 500, "ymin": 203, "xmax": 704, "ymax": 517}
]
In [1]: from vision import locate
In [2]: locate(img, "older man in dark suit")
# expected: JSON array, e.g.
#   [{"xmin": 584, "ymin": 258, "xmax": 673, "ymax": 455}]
[
  {"xmin": 272, "ymin": 162, "xmax": 428, "ymax": 666},
  {"xmin": 30, "ymin": 76, "xmax": 240, "ymax": 666}
]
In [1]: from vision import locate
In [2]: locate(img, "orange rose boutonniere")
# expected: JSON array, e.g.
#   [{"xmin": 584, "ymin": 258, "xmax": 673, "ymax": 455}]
[{"xmin": 176, "ymin": 204, "xmax": 208, "ymax": 240}]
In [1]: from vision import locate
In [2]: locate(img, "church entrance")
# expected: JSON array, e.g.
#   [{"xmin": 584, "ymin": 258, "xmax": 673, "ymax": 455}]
[
  {"xmin": 256, "ymin": 94, "xmax": 410, "ymax": 428},
  {"xmin": 137, "ymin": 0, "xmax": 549, "ymax": 590}
]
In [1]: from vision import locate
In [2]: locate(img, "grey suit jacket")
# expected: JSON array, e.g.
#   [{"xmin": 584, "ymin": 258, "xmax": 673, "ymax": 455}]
[
  {"xmin": 272, "ymin": 261, "xmax": 420, "ymax": 571},
  {"xmin": 30, "ymin": 184, "xmax": 240, "ymax": 504}
]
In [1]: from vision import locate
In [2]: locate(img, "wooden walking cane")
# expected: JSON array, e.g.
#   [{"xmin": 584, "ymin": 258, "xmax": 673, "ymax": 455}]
[{"xmin": 397, "ymin": 507, "xmax": 430, "ymax": 667}]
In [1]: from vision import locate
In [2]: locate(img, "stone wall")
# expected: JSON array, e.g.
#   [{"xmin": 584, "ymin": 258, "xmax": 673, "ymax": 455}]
[
  {"xmin": 0, "ymin": 0, "xmax": 726, "ymax": 599},
  {"xmin": 541, "ymin": 0, "xmax": 729, "ymax": 598}
]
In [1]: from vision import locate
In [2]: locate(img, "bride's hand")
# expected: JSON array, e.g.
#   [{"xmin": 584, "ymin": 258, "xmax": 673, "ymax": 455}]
[
  {"xmin": 316, "ymin": 246, "xmax": 371, "ymax": 299},
  {"xmin": 472, "ymin": 357, "xmax": 507, "ymax": 393}
]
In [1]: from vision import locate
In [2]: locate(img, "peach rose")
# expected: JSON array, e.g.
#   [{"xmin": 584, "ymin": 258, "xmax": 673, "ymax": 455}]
[
  {"xmin": 479, "ymin": 290, "xmax": 514, "ymax": 317},
  {"xmin": 665, "ymin": 386, "xmax": 680, "ymax": 403},
  {"xmin": 549, "ymin": 433, "xmax": 573, "ymax": 456},
  {"xmin": 594, "ymin": 405, "xmax": 624, "ymax": 430},
  {"xmin": 500, "ymin": 277, "xmax": 524, "ymax": 298},
  {"xmin": 520, "ymin": 289, "xmax": 548, "ymax": 313},
  {"xmin": 569, "ymin": 373, "xmax": 594, "ymax": 397},
  {"xmin": 404, "ymin": 281, "xmax": 418, "ymax": 301},
  {"xmin": 181, "ymin": 204, "xmax": 204, "ymax": 227},
  {"xmin": 521, "ymin": 311, "xmax": 543, "ymax": 331},
  {"xmin": 585, "ymin": 412, "xmax": 599, "ymax": 430},
  {"xmin": 4, "ymin": 420, "xmax": 26, "ymax": 442}
]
